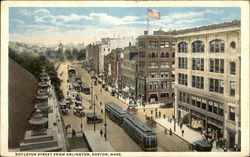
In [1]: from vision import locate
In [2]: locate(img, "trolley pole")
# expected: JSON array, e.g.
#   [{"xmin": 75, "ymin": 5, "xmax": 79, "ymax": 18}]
[{"xmin": 104, "ymin": 104, "xmax": 107, "ymax": 141}]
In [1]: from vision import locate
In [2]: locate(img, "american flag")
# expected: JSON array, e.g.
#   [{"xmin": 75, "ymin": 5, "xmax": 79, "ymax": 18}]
[{"xmin": 148, "ymin": 9, "xmax": 160, "ymax": 19}]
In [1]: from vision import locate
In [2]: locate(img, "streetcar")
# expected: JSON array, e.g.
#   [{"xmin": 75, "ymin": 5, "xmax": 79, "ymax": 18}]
[
  {"xmin": 105, "ymin": 102, "xmax": 128, "ymax": 126},
  {"xmin": 122, "ymin": 114, "xmax": 157, "ymax": 151}
]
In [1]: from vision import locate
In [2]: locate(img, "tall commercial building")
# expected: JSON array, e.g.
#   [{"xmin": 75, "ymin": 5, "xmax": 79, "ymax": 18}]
[
  {"xmin": 123, "ymin": 45, "xmax": 138, "ymax": 98},
  {"xmin": 137, "ymin": 32, "xmax": 175, "ymax": 104},
  {"xmin": 174, "ymin": 20, "xmax": 241, "ymax": 150}
]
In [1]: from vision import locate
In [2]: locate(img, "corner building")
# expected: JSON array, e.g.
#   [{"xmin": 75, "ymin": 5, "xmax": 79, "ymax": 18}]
[
  {"xmin": 174, "ymin": 20, "xmax": 241, "ymax": 150},
  {"xmin": 137, "ymin": 33, "xmax": 175, "ymax": 104}
]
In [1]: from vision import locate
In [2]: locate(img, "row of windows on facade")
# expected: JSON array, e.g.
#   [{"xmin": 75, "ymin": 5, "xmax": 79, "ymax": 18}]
[
  {"xmin": 139, "ymin": 41, "xmax": 176, "ymax": 48},
  {"xmin": 178, "ymin": 73, "xmax": 236, "ymax": 96},
  {"xmin": 137, "ymin": 71, "xmax": 175, "ymax": 78},
  {"xmin": 139, "ymin": 51, "xmax": 175, "ymax": 58},
  {"xmin": 139, "ymin": 61, "xmax": 175, "ymax": 69},
  {"xmin": 138, "ymin": 81, "xmax": 174, "ymax": 90},
  {"xmin": 178, "ymin": 57, "xmax": 236, "ymax": 75},
  {"xmin": 179, "ymin": 91, "xmax": 236, "ymax": 121},
  {"xmin": 178, "ymin": 40, "xmax": 236, "ymax": 53}
]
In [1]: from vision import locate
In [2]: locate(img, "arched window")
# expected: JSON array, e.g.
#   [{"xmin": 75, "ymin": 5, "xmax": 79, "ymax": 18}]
[
  {"xmin": 178, "ymin": 42, "xmax": 188, "ymax": 53},
  {"xmin": 209, "ymin": 39, "xmax": 225, "ymax": 53},
  {"xmin": 192, "ymin": 41, "xmax": 204, "ymax": 53}
]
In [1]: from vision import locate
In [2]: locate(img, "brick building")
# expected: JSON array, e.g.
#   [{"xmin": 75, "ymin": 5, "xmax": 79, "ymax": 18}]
[{"xmin": 137, "ymin": 32, "xmax": 175, "ymax": 104}]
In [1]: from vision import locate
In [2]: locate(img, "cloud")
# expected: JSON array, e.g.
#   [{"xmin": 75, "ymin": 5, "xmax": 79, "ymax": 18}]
[
  {"xmin": 13, "ymin": 19, "xmax": 25, "ymax": 24},
  {"xmin": 34, "ymin": 9, "xmax": 50, "ymax": 15},
  {"xmin": 19, "ymin": 9, "xmax": 30, "ymax": 16}
]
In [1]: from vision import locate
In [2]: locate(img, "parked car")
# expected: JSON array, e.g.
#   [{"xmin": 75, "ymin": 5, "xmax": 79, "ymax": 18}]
[
  {"xmin": 65, "ymin": 97, "xmax": 73, "ymax": 105},
  {"xmin": 86, "ymin": 112, "xmax": 103, "ymax": 124},
  {"xmin": 73, "ymin": 106, "xmax": 84, "ymax": 117},
  {"xmin": 190, "ymin": 140, "xmax": 213, "ymax": 152}
]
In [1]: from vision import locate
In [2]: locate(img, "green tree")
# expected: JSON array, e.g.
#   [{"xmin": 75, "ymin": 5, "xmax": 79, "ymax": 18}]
[{"xmin": 65, "ymin": 48, "xmax": 74, "ymax": 61}]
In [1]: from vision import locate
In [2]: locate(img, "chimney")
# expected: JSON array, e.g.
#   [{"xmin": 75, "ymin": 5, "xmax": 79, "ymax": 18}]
[{"xmin": 144, "ymin": 31, "xmax": 148, "ymax": 35}]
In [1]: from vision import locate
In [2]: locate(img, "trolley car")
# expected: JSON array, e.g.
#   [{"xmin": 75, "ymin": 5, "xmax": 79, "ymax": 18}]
[
  {"xmin": 105, "ymin": 102, "xmax": 128, "ymax": 125},
  {"xmin": 123, "ymin": 114, "xmax": 157, "ymax": 151}
]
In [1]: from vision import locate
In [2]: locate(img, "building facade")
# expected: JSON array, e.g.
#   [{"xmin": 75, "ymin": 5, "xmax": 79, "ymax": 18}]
[
  {"xmin": 174, "ymin": 20, "xmax": 241, "ymax": 150},
  {"xmin": 137, "ymin": 33, "xmax": 175, "ymax": 104},
  {"xmin": 99, "ymin": 37, "xmax": 136, "ymax": 75},
  {"xmin": 123, "ymin": 45, "xmax": 138, "ymax": 98},
  {"xmin": 86, "ymin": 43, "xmax": 101, "ymax": 75}
]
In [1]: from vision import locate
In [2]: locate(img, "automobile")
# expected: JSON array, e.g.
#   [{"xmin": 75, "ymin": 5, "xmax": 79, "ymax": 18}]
[
  {"xmin": 73, "ymin": 106, "xmax": 85, "ymax": 117},
  {"xmin": 102, "ymin": 83, "xmax": 107, "ymax": 88},
  {"xmin": 86, "ymin": 112, "xmax": 103, "ymax": 124},
  {"xmin": 65, "ymin": 97, "xmax": 73, "ymax": 105},
  {"xmin": 111, "ymin": 89, "xmax": 116, "ymax": 96},
  {"xmin": 190, "ymin": 140, "xmax": 213, "ymax": 152},
  {"xmin": 59, "ymin": 100, "xmax": 68, "ymax": 114}
]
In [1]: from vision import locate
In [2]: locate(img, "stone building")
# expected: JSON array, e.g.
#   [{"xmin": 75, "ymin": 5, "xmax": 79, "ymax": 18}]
[
  {"xmin": 174, "ymin": 20, "xmax": 241, "ymax": 150},
  {"xmin": 110, "ymin": 48, "xmax": 123, "ymax": 89},
  {"xmin": 137, "ymin": 32, "xmax": 175, "ymax": 104},
  {"xmin": 86, "ymin": 43, "xmax": 101, "ymax": 75},
  {"xmin": 122, "ymin": 45, "xmax": 138, "ymax": 99}
]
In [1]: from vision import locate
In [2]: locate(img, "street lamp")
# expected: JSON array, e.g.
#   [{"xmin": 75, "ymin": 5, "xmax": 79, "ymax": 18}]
[
  {"xmin": 104, "ymin": 103, "xmax": 107, "ymax": 141},
  {"xmin": 94, "ymin": 94, "xmax": 96, "ymax": 132},
  {"xmin": 80, "ymin": 112, "xmax": 83, "ymax": 133}
]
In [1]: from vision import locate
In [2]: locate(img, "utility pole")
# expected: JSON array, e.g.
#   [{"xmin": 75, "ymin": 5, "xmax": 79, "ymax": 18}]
[
  {"xmin": 94, "ymin": 94, "xmax": 96, "ymax": 132},
  {"xmin": 91, "ymin": 80, "xmax": 93, "ymax": 109},
  {"xmin": 104, "ymin": 103, "xmax": 107, "ymax": 141}
]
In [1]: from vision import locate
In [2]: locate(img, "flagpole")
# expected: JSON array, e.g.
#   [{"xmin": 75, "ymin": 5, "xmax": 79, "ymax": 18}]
[{"xmin": 147, "ymin": 8, "xmax": 149, "ymax": 34}]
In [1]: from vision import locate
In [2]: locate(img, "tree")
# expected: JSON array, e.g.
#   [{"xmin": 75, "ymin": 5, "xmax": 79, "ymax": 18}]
[
  {"xmin": 72, "ymin": 48, "xmax": 79, "ymax": 60},
  {"xmin": 56, "ymin": 48, "xmax": 65, "ymax": 62},
  {"xmin": 65, "ymin": 48, "xmax": 74, "ymax": 61}
]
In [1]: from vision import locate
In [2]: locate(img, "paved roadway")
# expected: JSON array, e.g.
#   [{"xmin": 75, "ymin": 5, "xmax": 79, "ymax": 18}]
[{"xmin": 58, "ymin": 62, "xmax": 191, "ymax": 152}]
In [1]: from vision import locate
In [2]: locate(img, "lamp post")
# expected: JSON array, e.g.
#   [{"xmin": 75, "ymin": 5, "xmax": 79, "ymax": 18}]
[
  {"xmin": 104, "ymin": 103, "xmax": 107, "ymax": 141},
  {"xmin": 80, "ymin": 113, "xmax": 83, "ymax": 133},
  {"xmin": 94, "ymin": 94, "xmax": 96, "ymax": 132}
]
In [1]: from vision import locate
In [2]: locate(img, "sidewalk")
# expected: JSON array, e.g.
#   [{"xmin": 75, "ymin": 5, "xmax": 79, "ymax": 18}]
[{"xmin": 155, "ymin": 118, "xmax": 225, "ymax": 152}]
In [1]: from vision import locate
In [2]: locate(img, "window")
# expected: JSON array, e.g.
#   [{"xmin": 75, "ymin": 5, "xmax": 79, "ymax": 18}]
[
  {"xmin": 172, "ymin": 42, "xmax": 176, "ymax": 47},
  {"xmin": 149, "ymin": 52, "xmax": 158, "ymax": 58},
  {"xmin": 172, "ymin": 52, "xmax": 175, "ymax": 58},
  {"xmin": 160, "ymin": 93, "xmax": 169, "ymax": 98},
  {"xmin": 139, "ymin": 51, "xmax": 145, "ymax": 58},
  {"xmin": 218, "ymin": 104, "xmax": 223, "ymax": 116},
  {"xmin": 160, "ymin": 61, "xmax": 170, "ymax": 68},
  {"xmin": 149, "ymin": 71, "xmax": 158, "ymax": 78},
  {"xmin": 160, "ymin": 81, "xmax": 168, "ymax": 89},
  {"xmin": 201, "ymin": 99, "xmax": 206, "ymax": 110},
  {"xmin": 209, "ymin": 78, "xmax": 224, "ymax": 94},
  {"xmin": 192, "ymin": 58, "xmax": 204, "ymax": 71},
  {"xmin": 160, "ymin": 71, "xmax": 169, "ymax": 78},
  {"xmin": 229, "ymin": 106, "xmax": 235, "ymax": 121},
  {"xmin": 192, "ymin": 75, "xmax": 204, "ymax": 89},
  {"xmin": 139, "ymin": 61, "xmax": 145, "ymax": 68},
  {"xmin": 208, "ymin": 101, "xmax": 213, "ymax": 112},
  {"xmin": 160, "ymin": 41, "xmax": 169, "ymax": 48},
  {"xmin": 149, "ymin": 82, "xmax": 158, "ymax": 90},
  {"xmin": 230, "ymin": 81, "xmax": 236, "ymax": 96},
  {"xmin": 160, "ymin": 52, "xmax": 169, "ymax": 58},
  {"xmin": 139, "ymin": 41, "xmax": 145, "ymax": 48},
  {"xmin": 210, "ymin": 59, "xmax": 224, "ymax": 73},
  {"xmin": 148, "ymin": 62, "xmax": 158, "ymax": 69},
  {"xmin": 230, "ymin": 62, "xmax": 236, "ymax": 75},
  {"xmin": 230, "ymin": 41, "xmax": 236, "ymax": 49},
  {"xmin": 178, "ymin": 57, "xmax": 188, "ymax": 69},
  {"xmin": 138, "ymin": 71, "xmax": 145, "ymax": 78},
  {"xmin": 178, "ymin": 42, "xmax": 188, "ymax": 53},
  {"xmin": 178, "ymin": 73, "xmax": 188, "ymax": 86},
  {"xmin": 209, "ymin": 39, "xmax": 225, "ymax": 53},
  {"xmin": 192, "ymin": 41, "xmax": 204, "ymax": 53},
  {"xmin": 149, "ymin": 41, "xmax": 158, "ymax": 48}
]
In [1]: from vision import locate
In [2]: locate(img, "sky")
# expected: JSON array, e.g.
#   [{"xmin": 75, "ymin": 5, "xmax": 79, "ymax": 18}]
[{"xmin": 9, "ymin": 7, "xmax": 241, "ymax": 45}]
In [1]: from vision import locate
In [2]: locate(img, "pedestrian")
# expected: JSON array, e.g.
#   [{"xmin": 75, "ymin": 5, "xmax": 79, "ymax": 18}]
[
  {"xmin": 151, "ymin": 110, "xmax": 153, "ymax": 115},
  {"xmin": 104, "ymin": 133, "xmax": 106, "ymax": 139},
  {"xmin": 165, "ymin": 128, "xmax": 167, "ymax": 134},
  {"xmin": 170, "ymin": 128, "xmax": 172, "ymax": 135},
  {"xmin": 72, "ymin": 129, "xmax": 76, "ymax": 138},
  {"xmin": 170, "ymin": 118, "xmax": 172, "ymax": 123},
  {"xmin": 163, "ymin": 114, "xmax": 166, "ymax": 119},
  {"xmin": 100, "ymin": 88, "xmax": 102, "ymax": 92},
  {"xmin": 155, "ymin": 112, "xmax": 157, "ymax": 118},
  {"xmin": 143, "ymin": 108, "xmax": 145, "ymax": 112},
  {"xmin": 180, "ymin": 123, "xmax": 183, "ymax": 129},
  {"xmin": 100, "ymin": 129, "xmax": 103, "ymax": 136},
  {"xmin": 101, "ymin": 109, "xmax": 103, "ymax": 114},
  {"xmin": 181, "ymin": 130, "xmax": 184, "ymax": 136},
  {"xmin": 159, "ymin": 111, "xmax": 161, "ymax": 117},
  {"xmin": 223, "ymin": 147, "xmax": 227, "ymax": 152},
  {"xmin": 100, "ymin": 102, "xmax": 102, "ymax": 105}
]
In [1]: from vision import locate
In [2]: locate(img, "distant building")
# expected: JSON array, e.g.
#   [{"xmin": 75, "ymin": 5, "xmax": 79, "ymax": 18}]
[
  {"xmin": 174, "ymin": 20, "xmax": 241, "ymax": 150},
  {"xmin": 122, "ymin": 45, "xmax": 138, "ymax": 99},
  {"xmin": 99, "ymin": 37, "xmax": 136, "ymax": 75},
  {"xmin": 86, "ymin": 43, "xmax": 101, "ymax": 75},
  {"xmin": 137, "ymin": 32, "xmax": 175, "ymax": 104}
]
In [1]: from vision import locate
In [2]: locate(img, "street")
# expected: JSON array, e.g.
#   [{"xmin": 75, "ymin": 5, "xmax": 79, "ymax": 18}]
[{"xmin": 58, "ymin": 62, "xmax": 191, "ymax": 152}]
